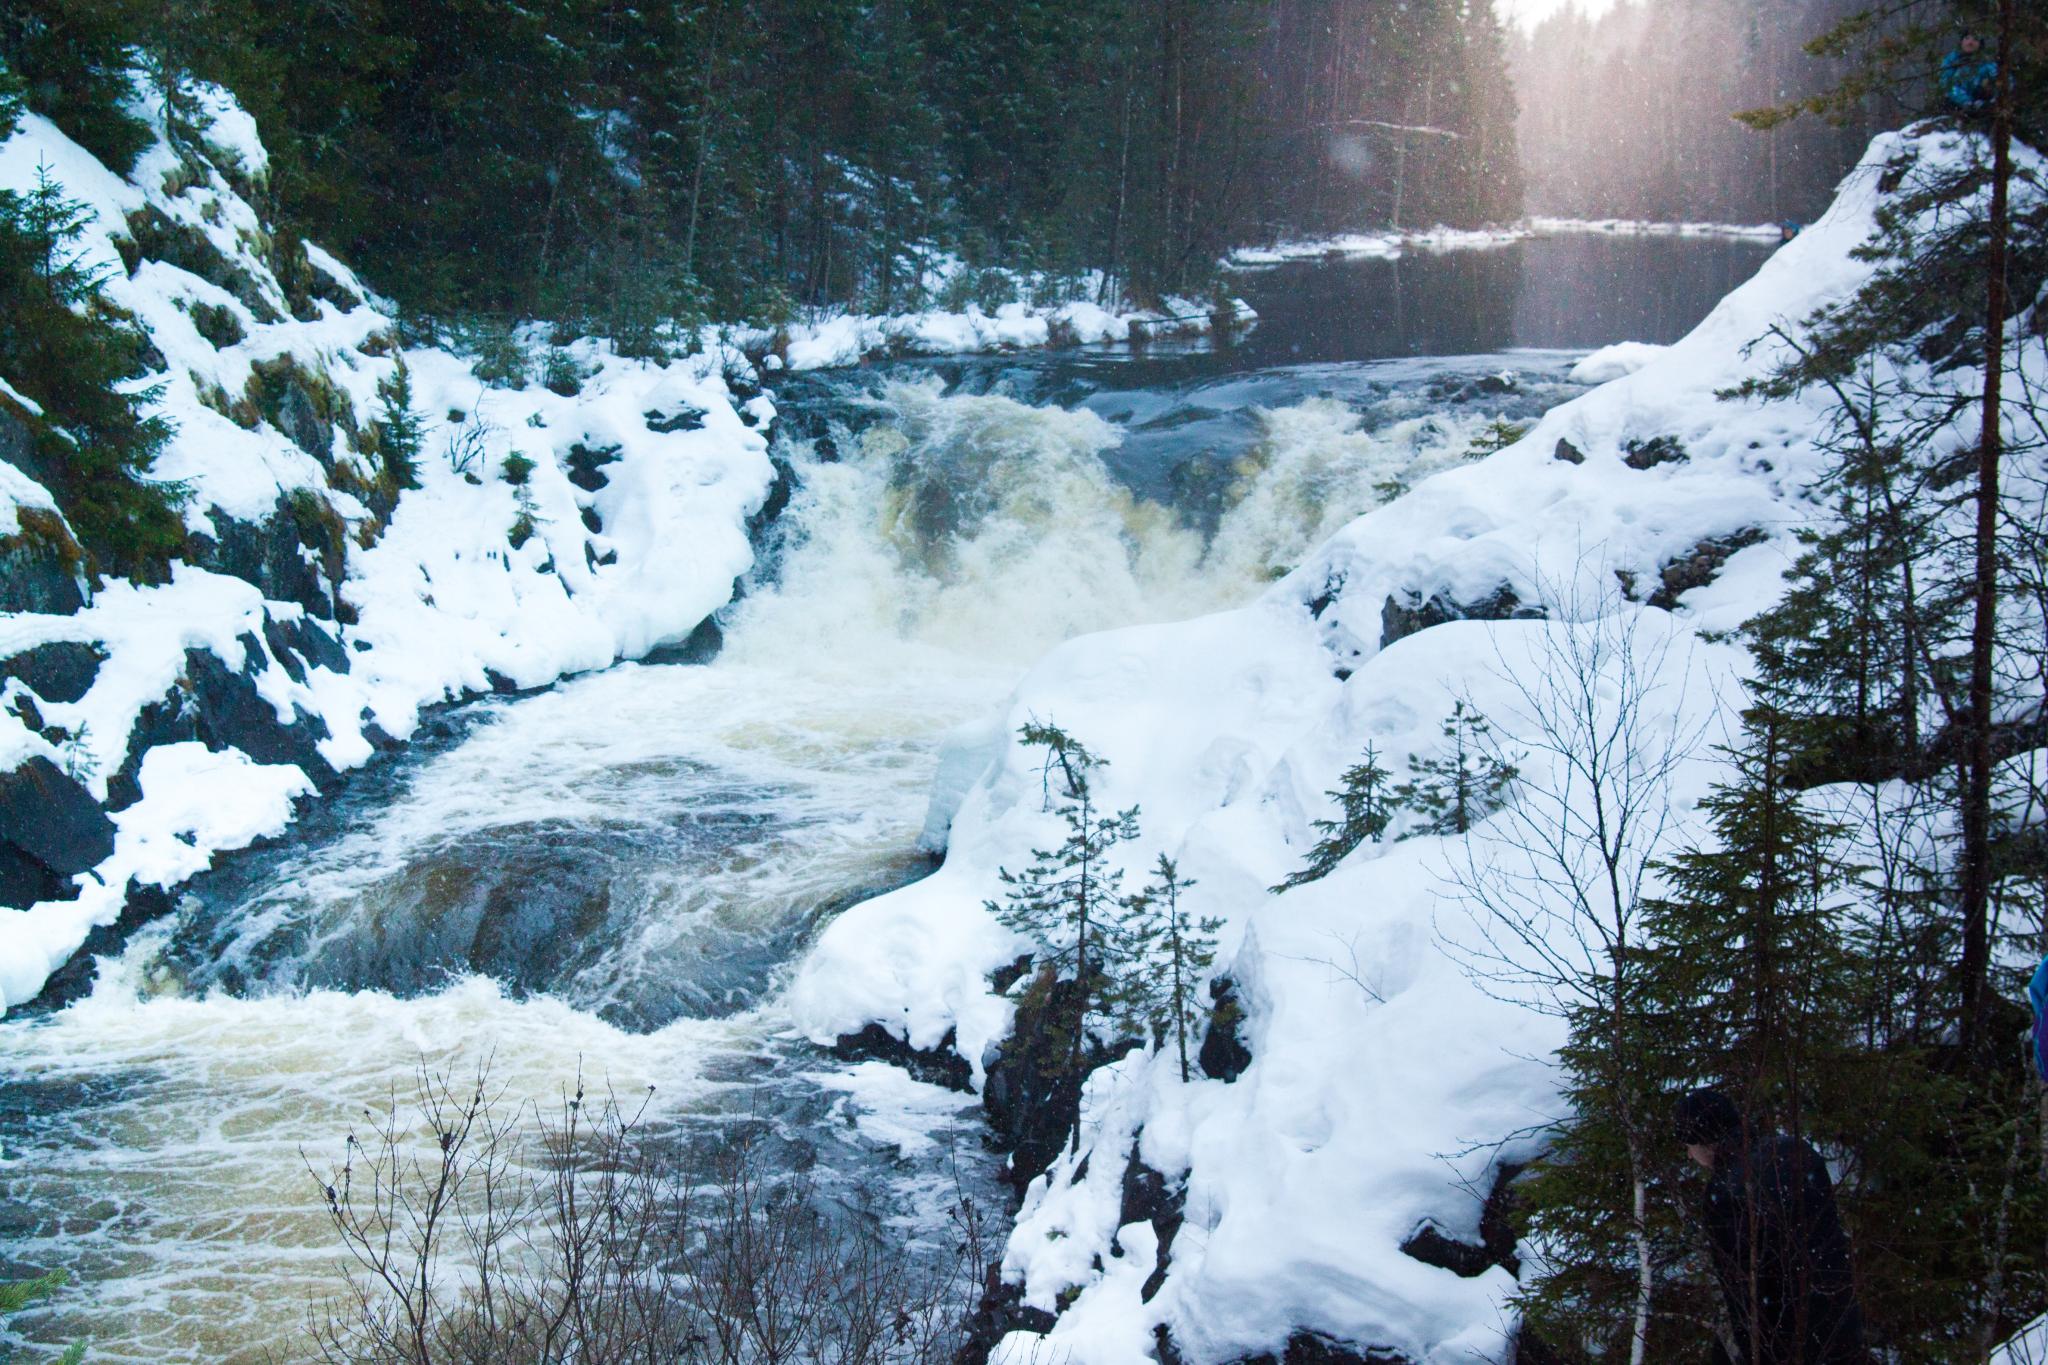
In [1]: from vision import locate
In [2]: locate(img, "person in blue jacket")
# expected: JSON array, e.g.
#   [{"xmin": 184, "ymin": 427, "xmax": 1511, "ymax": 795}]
[{"xmin": 1942, "ymin": 33, "xmax": 1998, "ymax": 112}]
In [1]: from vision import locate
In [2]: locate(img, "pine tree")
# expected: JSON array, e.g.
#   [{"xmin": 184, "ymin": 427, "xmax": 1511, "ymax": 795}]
[
  {"xmin": 986, "ymin": 720, "xmax": 1141, "ymax": 1154},
  {"xmin": 1272, "ymin": 741, "xmax": 1396, "ymax": 891},
  {"xmin": 1117, "ymin": 853, "xmax": 1220, "ymax": 1082},
  {"xmin": 371, "ymin": 356, "xmax": 423, "ymax": 491},
  {"xmin": 0, "ymin": 164, "xmax": 181, "ymax": 577},
  {"xmin": 1396, "ymin": 701, "xmax": 1518, "ymax": 837},
  {"xmin": 0, "ymin": 1270, "xmax": 85, "ymax": 1365}
]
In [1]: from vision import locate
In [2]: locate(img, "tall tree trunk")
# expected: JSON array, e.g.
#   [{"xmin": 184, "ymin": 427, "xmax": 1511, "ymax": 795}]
[{"xmin": 1960, "ymin": 0, "xmax": 2016, "ymax": 1060}]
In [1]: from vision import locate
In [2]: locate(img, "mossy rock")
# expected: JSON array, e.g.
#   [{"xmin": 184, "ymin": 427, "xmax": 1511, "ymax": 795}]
[
  {"xmin": 243, "ymin": 355, "xmax": 359, "ymax": 466},
  {"xmin": 0, "ymin": 508, "xmax": 88, "ymax": 615},
  {"xmin": 186, "ymin": 300, "xmax": 246, "ymax": 349},
  {"xmin": 124, "ymin": 204, "xmax": 281, "ymax": 324}
]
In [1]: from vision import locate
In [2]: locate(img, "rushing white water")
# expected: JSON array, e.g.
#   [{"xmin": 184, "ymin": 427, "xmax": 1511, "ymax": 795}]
[{"xmin": 0, "ymin": 368, "xmax": 1518, "ymax": 1364}]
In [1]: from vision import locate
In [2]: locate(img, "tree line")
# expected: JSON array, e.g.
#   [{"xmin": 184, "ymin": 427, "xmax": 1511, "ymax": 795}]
[{"xmin": 2, "ymin": 0, "xmax": 1522, "ymax": 330}]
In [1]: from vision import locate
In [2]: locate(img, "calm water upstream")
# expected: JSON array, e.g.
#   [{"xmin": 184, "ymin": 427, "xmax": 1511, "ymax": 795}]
[{"xmin": 0, "ymin": 232, "xmax": 1774, "ymax": 1363}]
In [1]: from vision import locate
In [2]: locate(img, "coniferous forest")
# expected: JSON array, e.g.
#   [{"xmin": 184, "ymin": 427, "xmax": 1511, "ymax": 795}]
[{"xmin": 3, "ymin": 0, "xmax": 1523, "ymax": 326}]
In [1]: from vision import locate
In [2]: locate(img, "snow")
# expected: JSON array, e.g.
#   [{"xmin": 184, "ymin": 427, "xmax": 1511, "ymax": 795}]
[
  {"xmin": 1567, "ymin": 340, "xmax": 1668, "ymax": 384},
  {"xmin": 0, "ymin": 742, "xmax": 312, "ymax": 1009},
  {"xmin": 1529, "ymin": 215, "xmax": 1788, "ymax": 239},
  {"xmin": 1995, "ymin": 1315, "xmax": 2048, "ymax": 1365},
  {"xmin": 773, "ymin": 294, "xmax": 1255, "ymax": 372},
  {"xmin": 791, "ymin": 128, "xmax": 2007, "ymax": 1364},
  {"xmin": 1228, "ymin": 225, "xmax": 1529, "ymax": 267}
]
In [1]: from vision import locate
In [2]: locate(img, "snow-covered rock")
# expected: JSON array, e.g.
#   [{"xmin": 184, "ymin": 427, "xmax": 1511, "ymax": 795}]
[{"xmin": 791, "ymin": 127, "xmax": 2021, "ymax": 1365}]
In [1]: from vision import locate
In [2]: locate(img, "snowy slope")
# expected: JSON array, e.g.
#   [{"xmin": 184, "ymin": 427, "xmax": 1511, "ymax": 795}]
[
  {"xmin": 0, "ymin": 92, "xmax": 777, "ymax": 1011},
  {"xmin": 790, "ymin": 127, "xmax": 2025, "ymax": 1365}
]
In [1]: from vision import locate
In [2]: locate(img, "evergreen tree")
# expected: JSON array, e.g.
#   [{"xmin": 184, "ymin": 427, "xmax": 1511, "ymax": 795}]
[
  {"xmin": 371, "ymin": 357, "xmax": 423, "ymax": 491},
  {"xmin": 1272, "ymin": 741, "xmax": 1395, "ymax": 891},
  {"xmin": 1116, "ymin": 853, "xmax": 1220, "ymax": 1082},
  {"xmin": 986, "ymin": 720, "xmax": 1141, "ymax": 1154},
  {"xmin": 1395, "ymin": 701, "xmax": 1518, "ymax": 837},
  {"xmin": 1637, "ymin": 712, "xmax": 1863, "ymax": 1140},
  {"xmin": 0, "ymin": 163, "xmax": 181, "ymax": 577}
]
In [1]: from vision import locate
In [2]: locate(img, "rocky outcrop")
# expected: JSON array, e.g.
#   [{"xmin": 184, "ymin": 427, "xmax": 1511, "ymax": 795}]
[
  {"xmin": 1198, "ymin": 977, "xmax": 1252, "ymax": 1081},
  {"xmin": 1380, "ymin": 583, "xmax": 1543, "ymax": 651},
  {"xmin": 1396, "ymin": 1162, "xmax": 1523, "ymax": 1279},
  {"xmin": 186, "ymin": 495, "xmax": 348, "ymax": 619},
  {"xmin": 102, "ymin": 636, "xmax": 340, "ymax": 813},
  {"xmin": 1643, "ymin": 527, "xmax": 1768, "ymax": 610},
  {"xmin": 0, "ymin": 757, "xmax": 116, "ymax": 907},
  {"xmin": 832, "ymin": 1021, "xmax": 975, "ymax": 1093},
  {"xmin": 0, "ymin": 641, "xmax": 106, "ymax": 705}
]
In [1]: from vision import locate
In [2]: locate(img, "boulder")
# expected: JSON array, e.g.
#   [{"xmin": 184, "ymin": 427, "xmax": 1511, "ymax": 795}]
[
  {"xmin": 1380, "ymin": 583, "xmax": 1543, "ymax": 651},
  {"xmin": 0, "ymin": 640, "xmax": 105, "ymax": 704},
  {"xmin": 0, "ymin": 756, "xmax": 116, "ymax": 908}
]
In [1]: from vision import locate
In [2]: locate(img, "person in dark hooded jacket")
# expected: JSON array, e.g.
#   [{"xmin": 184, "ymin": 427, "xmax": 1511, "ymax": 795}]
[{"xmin": 1675, "ymin": 1089, "xmax": 1869, "ymax": 1365}]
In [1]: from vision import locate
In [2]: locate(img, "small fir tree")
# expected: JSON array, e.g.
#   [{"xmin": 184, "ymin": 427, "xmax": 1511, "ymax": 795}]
[
  {"xmin": 1116, "ymin": 853, "xmax": 1221, "ymax": 1082},
  {"xmin": 1396, "ymin": 701, "xmax": 1518, "ymax": 836},
  {"xmin": 371, "ymin": 357, "xmax": 424, "ymax": 491},
  {"xmin": 1272, "ymin": 742, "xmax": 1396, "ymax": 891},
  {"xmin": 986, "ymin": 720, "xmax": 1141, "ymax": 1153}
]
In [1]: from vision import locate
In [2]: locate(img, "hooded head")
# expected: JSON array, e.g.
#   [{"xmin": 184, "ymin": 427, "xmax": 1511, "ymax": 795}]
[{"xmin": 1674, "ymin": 1088, "xmax": 1744, "ymax": 1167}]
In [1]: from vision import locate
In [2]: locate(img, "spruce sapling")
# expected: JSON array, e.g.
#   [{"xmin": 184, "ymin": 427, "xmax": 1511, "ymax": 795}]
[
  {"xmin": 372, "ymin": 357, "xmax": 424, "ymax": 490},
  {"xmin": 1396, "ymin": 701, "xmax": 1518, "ymax": 836},
  {"xmin": 986, "ymin": 721, "xmax": 1140, "ymax": 1152},
  {"xmin": 1272, "ymin": 741, "xmax": 1395, "ymax": 891},
  {"xmin": 1117, "ymin": 853, "xmax": 1220, "ymax": 1083}
]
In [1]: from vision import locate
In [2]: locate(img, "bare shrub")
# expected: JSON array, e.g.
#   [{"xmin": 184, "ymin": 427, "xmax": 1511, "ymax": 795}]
[{"xmin": 303, "ymin": 1066, "xmax": 984, "ymax": 1365}]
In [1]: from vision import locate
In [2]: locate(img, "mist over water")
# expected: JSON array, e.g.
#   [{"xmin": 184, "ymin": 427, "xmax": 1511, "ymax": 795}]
[{"xmin": 0, "ymin": 241, "xmax": 1765, "ymax": 1364}]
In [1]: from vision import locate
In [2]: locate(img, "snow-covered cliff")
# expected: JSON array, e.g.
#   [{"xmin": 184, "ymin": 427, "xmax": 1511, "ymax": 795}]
[{"xmin": 790, "ymin": 127, "xmax": 2032, "ymax": 1365}]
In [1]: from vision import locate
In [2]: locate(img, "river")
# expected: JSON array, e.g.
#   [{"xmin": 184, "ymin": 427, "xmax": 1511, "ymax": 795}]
[{"xmin": 0, "ymin": 231, "xmax": 1774, "ymax": 1363}]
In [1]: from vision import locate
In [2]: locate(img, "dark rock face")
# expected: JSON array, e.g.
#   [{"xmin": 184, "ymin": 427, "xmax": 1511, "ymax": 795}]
[
  {"xmin": 0, "ymin": 510, "xmax": 87, "ymax": 617},
  {"xmin": 832, "ymin": 1022, "xmax": 975, "ymax": 1093},
  {"xmin": 274, "ymin": 382, "xmax": 334, "ymax": 465},
  {"xmin": 187, "ymin": 500, "xmax": 342, "ymax": 619},
  {"xmin": 983, "ymin": 969, "xmax": 1138, "ymax": 1188},
  {"xmin": 1553, "ymin": 438, "xmax": 1585, "ymax": 465},
  {"xmin": 1199, "ymin": 977, "xmax": 1253, "ymax": 1082},
  {"xmin": 1118, "ymin": 1142, "xmax": 1187, "ymax": 1302},
  {"xmin": 566, "ymin": 442, "xmax": 623, "ymax": 493},
  {"xmin": 1, "ymin": 641, "xmax": 106, "ymax": 705},
  {"xmin": 0, "ymin": 757, "xmax": 116, "ymax": 908},
  {"xmin": 1398, "ymin": 1162, "xmax": 1524, "ymax": 1279},
  {"xmin": 644, "ymin": 403, "xmax": 707, "ymax": 434},
  {"xmin": 107, "ymin": 640, "xmax": 339, "ymax": 809},
  {"xmin": 1380, "ymin": 583, "xmax": 1543, "ymax": 652},
  {"xmin": 1621, "ymin": 435, "xmax": 1688, "ymax": 471},
  {"xmin": 956, "ymin": 1272, "xmax": 1059, "ymax": 1365},
  {"xmin": 1646, "ymin": 528, "xmax": 1768, "ymax": 611},
  {"xmin": 1232, "ymin": 1332, "xmax": 1412, "ymax": 1365}
]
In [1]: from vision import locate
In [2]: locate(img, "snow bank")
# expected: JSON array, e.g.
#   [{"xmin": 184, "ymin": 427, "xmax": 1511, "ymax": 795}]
[
  {"xmin": 792, "ymin": 129, "xmax": 1986, "ymax": 1363},
  {"xmin": 1227, "ymin": 225, "xmax": 1528, "ymax": 268},
  {"xmin": 1529, "ymin": 215, "xmax": 1787, "ymax": 239},
  {"xmin": 0, "ymin": 94, "xmax": 776, "ymax": 1010},
  {"xmin": 1567, "ymin": 340, "xmax": 1669, "ymax": 384},
  {"xmin": 769, "ymin": 294, "xmax": 1256, "ymax": 372}
]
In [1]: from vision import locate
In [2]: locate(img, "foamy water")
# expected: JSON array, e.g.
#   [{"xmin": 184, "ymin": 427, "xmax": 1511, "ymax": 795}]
[{"xmin": 0, "ymin": 367, "xmax": 1528, "ymax": 1363}]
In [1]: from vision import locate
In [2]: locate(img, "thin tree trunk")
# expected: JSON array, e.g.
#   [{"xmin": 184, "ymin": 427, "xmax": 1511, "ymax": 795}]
[
  {"xmin": 1960, "ymin": 0, "xmax": 2015, "ymax": 1060},
  {"xmin": 683, "ymin": 4, "xmax": 724, "ymax": 282}
]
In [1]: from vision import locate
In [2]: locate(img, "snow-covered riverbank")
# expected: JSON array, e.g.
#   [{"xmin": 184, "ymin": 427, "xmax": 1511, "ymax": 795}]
[{"xmin": 792, "ymin": 129, "xmax": 1979, "ymax": 1365}]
